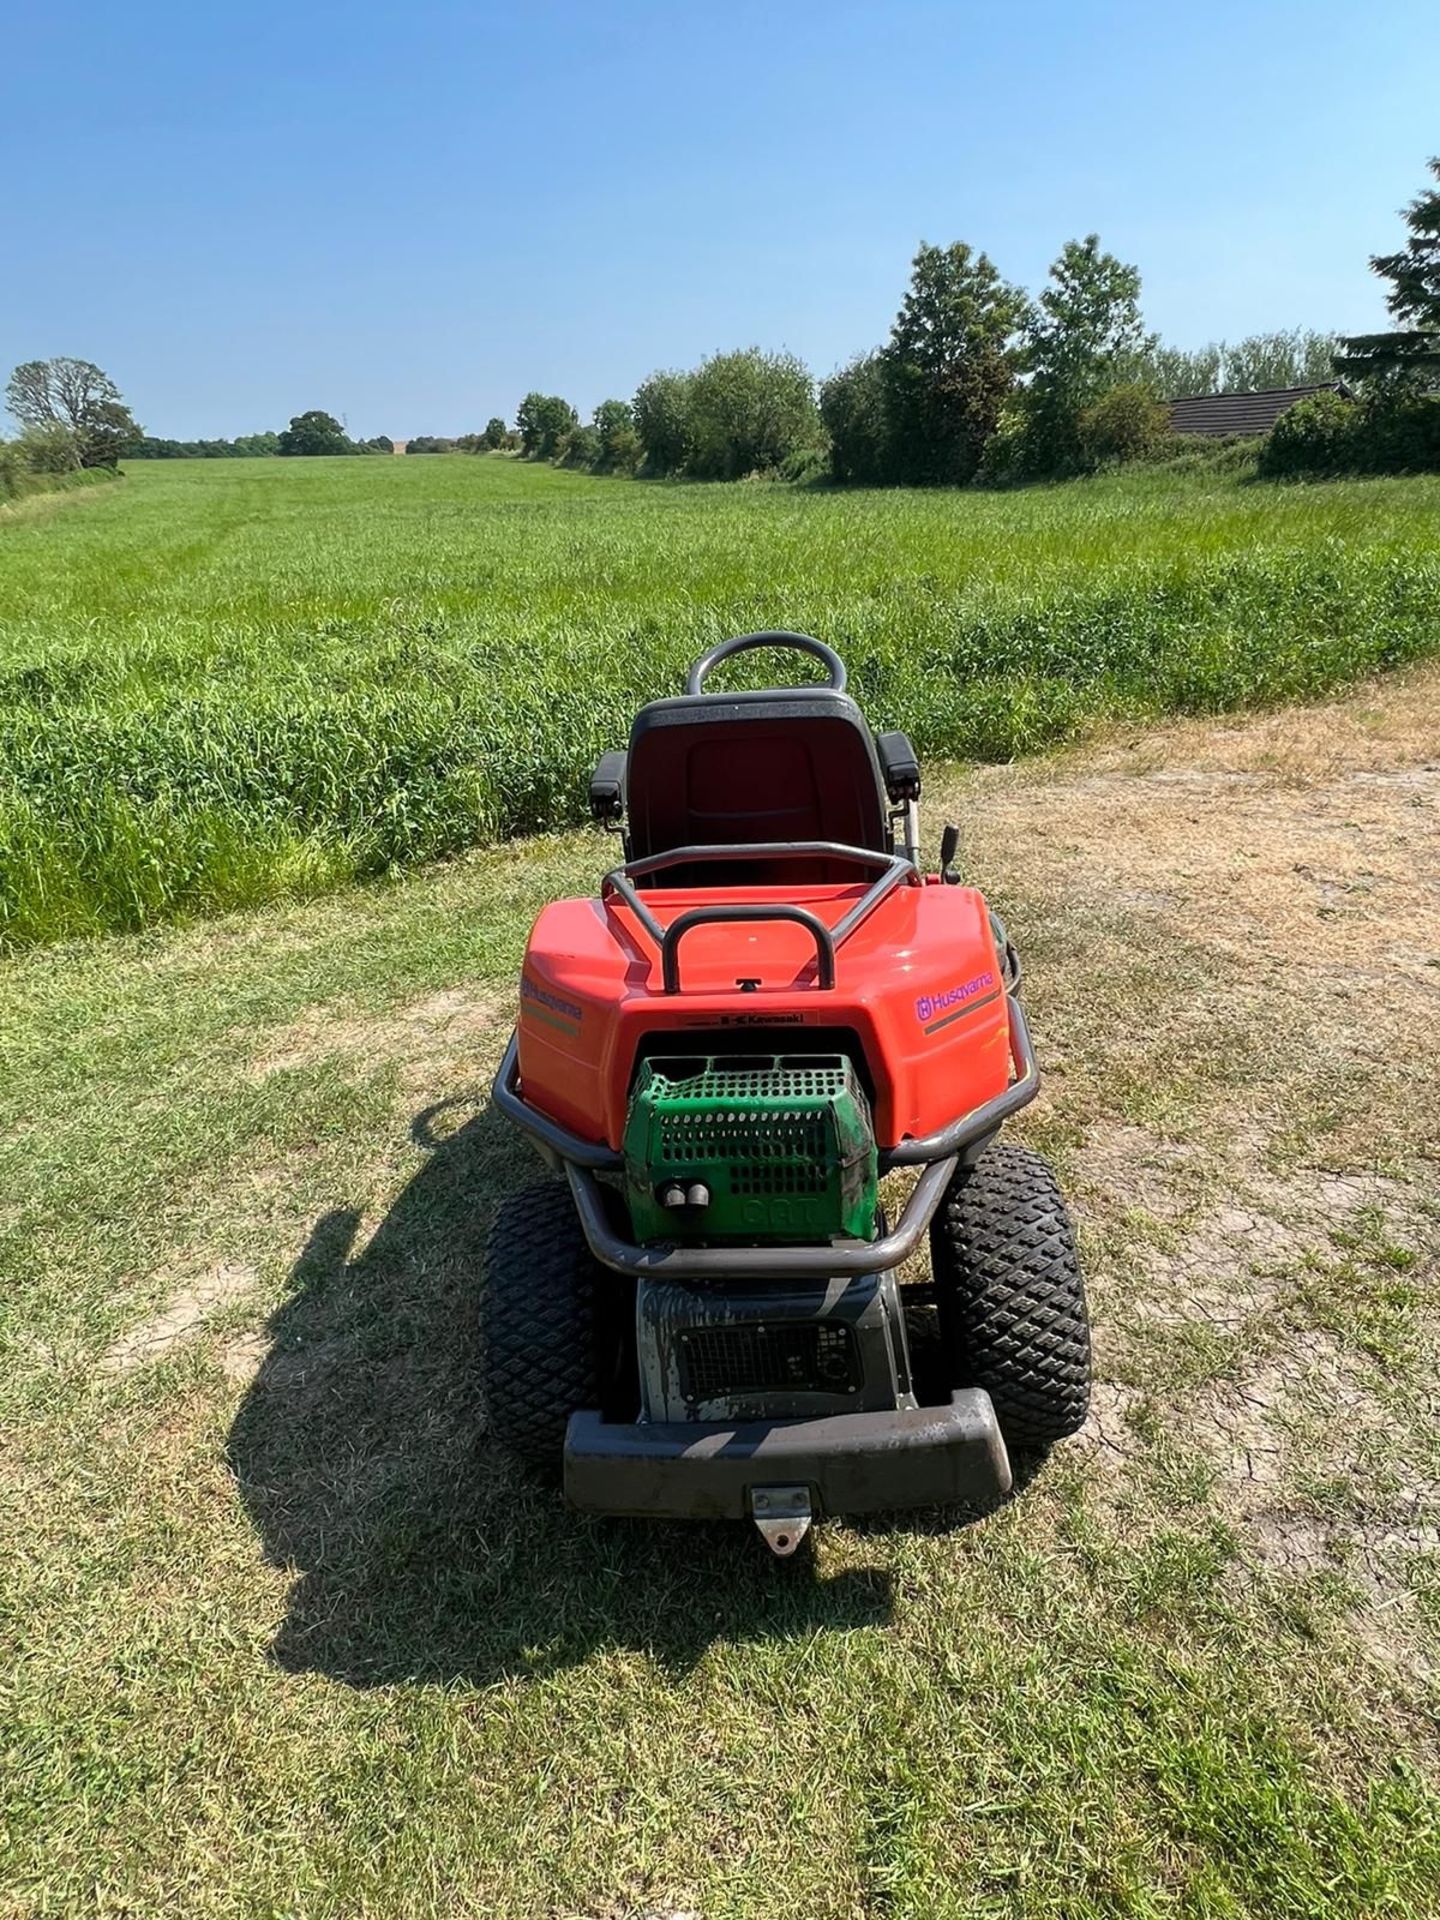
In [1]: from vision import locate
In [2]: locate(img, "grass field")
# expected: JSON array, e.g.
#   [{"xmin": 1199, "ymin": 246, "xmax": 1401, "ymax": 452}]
[
  {"xmin": 2, "ymin": 453, "xmax": 1439, "ymax": 945},
  {"xmin": 3, "ymin": 665, "xmax": 1438, "ymax": 1918}
]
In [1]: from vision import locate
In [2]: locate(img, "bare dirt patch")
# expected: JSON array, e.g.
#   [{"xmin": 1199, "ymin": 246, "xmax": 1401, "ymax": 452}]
[
  {"xmin": 947, "ymin": 671, "xmax": 1440, "ymax": 1678},
  {"xmin": 102, "ymin": 1261, "xmax": 258, "ymax": 1372},
  {"xmin": 246, "ymin": 985, "xmax": 503, "ymax": 1085}
]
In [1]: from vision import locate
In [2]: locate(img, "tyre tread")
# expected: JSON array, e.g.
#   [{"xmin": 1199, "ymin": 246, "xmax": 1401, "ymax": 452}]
[
  {"xmin": 480, "ymin": 1181, "xmax": 602, "ymax": 1466},
  {"xmin": 930, "ymin": 1143, "xmax": 1091, "ymax": 1447}
]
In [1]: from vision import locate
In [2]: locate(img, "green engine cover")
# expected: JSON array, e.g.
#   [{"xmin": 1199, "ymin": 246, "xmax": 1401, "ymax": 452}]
[{"xmin": 623, "ymin": 1054, "xmax": 879, "ymax": 1246}]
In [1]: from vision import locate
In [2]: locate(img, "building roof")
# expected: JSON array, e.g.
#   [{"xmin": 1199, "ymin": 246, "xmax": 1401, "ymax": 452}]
[{"xmin": 1167, "ymin": 384, "xmax": 1347, "ymax": 437}]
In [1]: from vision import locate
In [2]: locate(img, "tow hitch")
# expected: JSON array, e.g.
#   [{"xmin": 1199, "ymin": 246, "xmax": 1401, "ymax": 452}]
[{"xmin": 750, "ymin": 1484, "xmax": 813, "ymax": 1557}]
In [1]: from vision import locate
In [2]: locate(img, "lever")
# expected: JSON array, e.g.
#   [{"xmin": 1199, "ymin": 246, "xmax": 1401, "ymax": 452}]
[{"xmin": 939, "ymin": 823, "xmax": 961, "ymax": 884}]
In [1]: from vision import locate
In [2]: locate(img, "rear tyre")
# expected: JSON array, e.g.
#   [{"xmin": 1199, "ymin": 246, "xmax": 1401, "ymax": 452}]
[
  {"xmin": 481, "ymin": 1180, "xmax": 616, "ymax": 1468},
  {"xmin": 929, "ymin": 1143, "xmax": 1090, "ymax": 1448}
]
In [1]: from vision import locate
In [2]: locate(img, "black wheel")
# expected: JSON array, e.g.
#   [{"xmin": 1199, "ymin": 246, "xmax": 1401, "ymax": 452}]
[
  {"xmin": 480, "ymin": 1180, "xmax": 629, "ymax": 1468},
  {"xmin": 929, "ymin": 1143, "xmax": 1090, "ymax": 1448}
]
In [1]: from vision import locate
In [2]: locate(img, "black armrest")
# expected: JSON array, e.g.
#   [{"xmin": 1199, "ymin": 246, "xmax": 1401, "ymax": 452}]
[
  {"xmin": 589, "ymin": 749, "xmax": 627, "ymax": 822},
  {"xmin": 876, "ymin": 731, "xmax": 921, "ymax": 802}
]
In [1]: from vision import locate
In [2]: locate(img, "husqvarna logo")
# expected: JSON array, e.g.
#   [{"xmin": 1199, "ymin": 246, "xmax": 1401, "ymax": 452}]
[
  {"xmin": 916, "ymin": 970, "xmax": 996, "ymax": 1029},
  {"xmin": 522, "ymin": 974, "xmax": 583, "ymax": 1029}
]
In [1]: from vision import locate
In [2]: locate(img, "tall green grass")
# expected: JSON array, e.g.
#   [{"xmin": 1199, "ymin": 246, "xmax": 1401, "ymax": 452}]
[{"xmin": 2, "ymin": 454, "xmax": 1438, "ymax": 945}]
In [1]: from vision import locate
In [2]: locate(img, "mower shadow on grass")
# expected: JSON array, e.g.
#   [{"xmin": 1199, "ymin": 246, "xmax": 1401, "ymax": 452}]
[{"xmin": 228, "ymin": 1093, "xmax": 900, "ymax": 1691}]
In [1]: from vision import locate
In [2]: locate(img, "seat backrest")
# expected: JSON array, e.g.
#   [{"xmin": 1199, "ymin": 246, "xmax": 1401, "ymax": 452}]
[{"xmin": 624, "ymin": 687, "xmax": 891, "ymax": 884}]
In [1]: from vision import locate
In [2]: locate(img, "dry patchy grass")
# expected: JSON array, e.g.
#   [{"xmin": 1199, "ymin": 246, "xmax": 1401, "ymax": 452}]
[{"xmin": 2, "ymin": 668, "xmax": 1439, "ymax": 1917}]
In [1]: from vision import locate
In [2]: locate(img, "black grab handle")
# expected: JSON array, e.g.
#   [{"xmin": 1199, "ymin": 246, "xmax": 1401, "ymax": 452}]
[
  {"xmin": 685, "ymin": 631, "xmax": 846, "ymax": 697},
  {"xmin": 660, "ymin": 904, "xmax": 837, "ymax": 994}
]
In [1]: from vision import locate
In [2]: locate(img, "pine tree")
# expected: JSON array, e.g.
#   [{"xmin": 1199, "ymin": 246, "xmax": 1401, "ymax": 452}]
[{"xmin": 1336, "ymin": 158, "xmax": 1440, "ymax": 384}]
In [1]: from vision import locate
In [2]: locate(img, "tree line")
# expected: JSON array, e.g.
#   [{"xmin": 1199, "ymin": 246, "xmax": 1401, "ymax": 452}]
[
  {"xmin": 501, "ymin": 157, "xmax": 1437, "ymax": 486},
  {"xmin": 8, "ymin": 158, "xmax": 1434, "ymax": 492}
]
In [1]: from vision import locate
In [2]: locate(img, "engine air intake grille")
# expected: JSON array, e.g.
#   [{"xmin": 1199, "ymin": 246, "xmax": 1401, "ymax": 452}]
[{"xmin": 679, "ymin": 1321, "xmax": 861, "ymax": 1403}]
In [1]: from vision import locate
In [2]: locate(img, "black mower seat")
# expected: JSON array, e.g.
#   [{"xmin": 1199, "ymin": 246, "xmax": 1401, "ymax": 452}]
[
  {"xmin": 627, "ymin": 686, "xmax": 889, "ymax": 880},
  {"xmin": 589, "ymin": 634, "xmax": 920, "ymax": 886}
]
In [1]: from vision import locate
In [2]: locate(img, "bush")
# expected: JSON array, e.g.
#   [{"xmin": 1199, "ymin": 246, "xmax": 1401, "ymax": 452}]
[
  {"xmin": 777, "ymin": 442, "xmax": 831, "ymax": 485},
  {"xmin": 819, "ymin": 354, "xmax": 894, "ymax": 483},
  {"xmin": 1075, "ymin": 384, "xmax": 1170, "ymax": 468},
  {"xmin": 0, "ymin": 440, "xmax": 25, "ymax": 499},
  {"xmin": 975, "ymin": 405, "xmax": 1027, "ymax": 485},
  {"xmin": 19, "ymin": 422, "xmax": 81, "ymax": 474},
  {"xmin": 685, "ymin": 348, "xmax": 819, "ymax": 480},
  {"xmin": 1260, "ymin": 391, "xmax": 1358, "ymax": 475},
  {"xmin": 555, "ymin": 425, "xmax": 601, "ymax": 469},
  {"xmin": 0, "ymin": 444, "xmax": 120, "ymax": 505},
  {"xmin": 1354, "ymin": 391, "xmax": 1440, "ymax": 471},
  {"xmin": 632, "ymin": 370, "xmax": 695, "ymax": 475},
  {"xmin": 1257, "ymin": 390, "xmax": 1440, "ymax": 478},
  {"xmin": 592, "ymin": 400, "xmax": 641, "ymax": 474}
]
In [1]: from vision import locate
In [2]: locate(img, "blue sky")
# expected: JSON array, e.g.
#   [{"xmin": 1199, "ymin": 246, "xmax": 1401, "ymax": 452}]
[{"xmin": 3, "ymin": 0, "xmax": 1435, "ymax": 440}]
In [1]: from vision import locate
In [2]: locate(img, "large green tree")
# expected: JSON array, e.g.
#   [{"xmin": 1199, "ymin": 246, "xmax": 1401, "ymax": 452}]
[
  {"xmin": 277, "ymin": 410, "xmax": 352, "ymax": 456},
  {"xmin": 4, "ymin": 356, "xmax": 140, "ymax": 468},
  {"xmin": 683, "ymin": 348, "xmax": 819, "ymax": 480},
  {"xmin": 1336, "ymin": 157, "xmax": 1440, "ymax": 385},
  {"xmin": 515, "ymin": 393, "xmax": 578, "ymax": 458},
  {"xmin": 881, "ymin": 242, "xmax": 1028, "ymax": 484},
  {"xmin": 1022, "ymin": 235, "xmax": 1155, "ymax": 473}
]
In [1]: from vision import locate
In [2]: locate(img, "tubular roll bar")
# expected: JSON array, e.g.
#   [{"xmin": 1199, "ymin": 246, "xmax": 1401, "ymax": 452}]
[
  {"xmin": 490, "ymin": 997, "xmax": 1041, "ymax": 1279},
  {"xmin": 600, "ymin": 841, "xmax": 919, "ymax": 995}
]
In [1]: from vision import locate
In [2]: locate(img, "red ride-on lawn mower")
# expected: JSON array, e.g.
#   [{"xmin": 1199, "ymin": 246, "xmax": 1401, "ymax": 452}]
[{"xmin": 484, "ymin": 632, "xmax": 1090, "ymax": 1554}]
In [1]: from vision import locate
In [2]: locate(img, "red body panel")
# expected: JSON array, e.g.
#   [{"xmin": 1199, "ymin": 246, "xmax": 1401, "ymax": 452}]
[{"xmin": 516, "ymin": 878, "xmax": 1011, "ymax": 1152}]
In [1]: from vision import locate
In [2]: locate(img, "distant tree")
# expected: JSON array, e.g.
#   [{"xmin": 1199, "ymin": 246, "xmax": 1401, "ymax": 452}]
[
  {"xmin": 124, "ymin": 430, "xmax": 281, "ymax": 459},
  {"xmin": 557, "ymin": 423, "xmax": 602, "ymax": 468},
  {"xmin": 483, "ymin": 416, "xmax": 508, "ymax": 450},
  {"xmin": 277, "ymin": 410, "xmax": 352, "ymax": 456},
  {"xmin": 1021, "ymin": 235, "xmax": 1156, "ymax": 474},
  {"xmin": 1337, "ymin": 157, "xmax": 1440, "ymax": 386},
  {"xmin": 820, "ymin": 352, "xmax": 894, "ymax": 483},
  {"xmin": 881, "ymin": 242, "xmax": 1028, "ymax": 484},
  {"xmin": 1139, "ymin": 330, "xmax": 1340, "ymax": 400},
  {"xmin": 4, "ymin": 356, "xmax": 141, "ymax": 468},
  {"xmin": 404, "ymin": 435, "xmax": 456, "ymax": 454},
  {"xmin": 632, "ymin": 370, "xmax": 696, "ymax": 474},
  {"xmin": 591, "ymin": 398, "xmax": 640, "ymax": 472},
  {"xmin": 515, "ymin": 392, "xmax": 578, "ymax": 458},
  {"xmin": 1222, "ymin": 329, "xmax": 1340, "ymax": 391},
  {"xmin": 684, "ymin": 348, "xmax": 819, "ymax": 479},
  {"xmin": 1139, "ymin": 341, "xmax": 1225, "ymax": 400}
]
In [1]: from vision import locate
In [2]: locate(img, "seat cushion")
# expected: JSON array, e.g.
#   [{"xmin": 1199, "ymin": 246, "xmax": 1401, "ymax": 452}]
[{"xmin": 626, "ymin": 689, "xmax": 890, "ymax": 883}]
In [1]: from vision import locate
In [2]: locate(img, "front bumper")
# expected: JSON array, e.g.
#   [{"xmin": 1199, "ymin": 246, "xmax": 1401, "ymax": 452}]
[{"xmin": 564, "ymin": 1388, "xmax": 1011, "ymax": 1521}]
